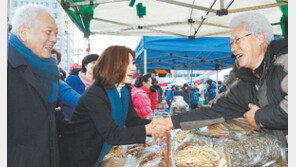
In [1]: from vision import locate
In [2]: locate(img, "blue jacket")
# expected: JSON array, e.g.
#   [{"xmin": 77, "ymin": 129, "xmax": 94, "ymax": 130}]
[
  {"xmin": 191, "ymin": 88, "xmax": 200, "ymax": 105},
  {"xmin": 165, "ymin": 89, "xmax": 174, "ymax": 101},
  {"xmin": 66, "ymin": 75, "xmax": 85, "ymax": 94},
  {"xmin": 59, "ymin": 81, "xmax": 80, "ymax": 107},
  {"xmin": 58, "ymin": 81, "xmax": 81, "ymax": 120},
  {"xmin": 60, "ymin": 75, "xmax": 85, "ymax": 120},
  {"xmin": 204, "ymin": 83, "xmax": 216, "ymax": 104},
  {"xmin": 181, "ymin": 90, "xmax": 193, "ymax": 106}
]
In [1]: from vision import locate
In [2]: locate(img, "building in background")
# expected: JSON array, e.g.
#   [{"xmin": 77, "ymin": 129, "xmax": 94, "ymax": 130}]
[{"xmin": 8, "ymin": 0, "xmax": 85, "ymax": 73}]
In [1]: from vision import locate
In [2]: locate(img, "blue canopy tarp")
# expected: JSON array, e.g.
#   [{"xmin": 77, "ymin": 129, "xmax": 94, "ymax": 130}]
[{"xmin": 135, "ymin": 36, "xmax": 234, "ymax": 71}]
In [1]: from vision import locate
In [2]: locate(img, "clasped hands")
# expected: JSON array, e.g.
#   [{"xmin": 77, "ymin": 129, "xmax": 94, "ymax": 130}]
[
  {"xmin": 145, "ymin": 104, "xmax": 260, "ymax": 137},
  {"xmin": 145, "ymin": 117, "xmax": 173, "ymax": 138}
]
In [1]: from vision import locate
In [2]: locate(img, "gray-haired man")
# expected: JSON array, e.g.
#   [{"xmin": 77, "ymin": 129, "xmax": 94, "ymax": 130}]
[
  {"xmin": 153, "ymin": 12, "xmax": 288, "ymax": 157},
  {"xmin": 8, "ymin": 4, "xmax": 60, "ymax": 167}
]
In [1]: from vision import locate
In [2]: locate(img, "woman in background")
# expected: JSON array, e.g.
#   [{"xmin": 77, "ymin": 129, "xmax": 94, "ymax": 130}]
[
  {"xmin": 61, "ymin": 54, "xmax": 98, "ymax": 119},
  {"xmin": 66, "ymin": 54, "xmax": 98, "ymax": 94},
  {"xmin": 131, "ymin": 73, "xmax": 158, "ymax": 119}
]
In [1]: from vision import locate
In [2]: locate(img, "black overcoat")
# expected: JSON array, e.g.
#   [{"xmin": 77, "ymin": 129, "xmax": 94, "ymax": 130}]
[{"xmin": 7, "ymin": 45, "xmax": 60, "ymax": 167}]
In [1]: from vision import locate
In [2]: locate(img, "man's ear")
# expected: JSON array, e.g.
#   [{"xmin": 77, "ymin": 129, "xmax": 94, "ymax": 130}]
[
  {"xmin": 258, "ymin": 32, "xmax": 266, "ymax": 45},
  {"xmin": 18, "ymin": 25, "xmax": 28, "ymax": 42}
]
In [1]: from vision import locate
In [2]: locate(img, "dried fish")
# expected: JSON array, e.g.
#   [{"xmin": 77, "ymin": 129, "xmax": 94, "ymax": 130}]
[
  {"xmin": 174, "ymin": 145, "xmax": 223, "ymax": 167},
  {"xmin": 224, "ymin": 135, "xmax": 283, "ymax": 167}
]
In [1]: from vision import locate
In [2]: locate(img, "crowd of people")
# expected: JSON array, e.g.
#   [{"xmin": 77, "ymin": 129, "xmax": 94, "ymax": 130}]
[{"xmin": 7, "ymin": 4, "xmax": 288, "ymax": 167}]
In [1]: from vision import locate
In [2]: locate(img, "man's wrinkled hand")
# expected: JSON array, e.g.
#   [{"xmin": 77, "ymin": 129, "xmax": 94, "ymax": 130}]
[
  {"xmin": 244, "ymin": 103, "xmax": 260, "ymax": 127},
  {"xmin": 151, "ymin": 124, "xmax": 170, "ymax": 138},
  {"xmin": 151, "ymin": 117, "xmax": 173, "ymax": 130},
  {"xmin": 145, "ymin": 121, "xmax": 171, "ymax": 138}
]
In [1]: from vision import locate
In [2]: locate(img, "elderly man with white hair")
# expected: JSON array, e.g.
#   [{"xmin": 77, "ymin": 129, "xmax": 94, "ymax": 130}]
[
  {"xmin": 8, "ymin": 4, "xmax": 60, "ymax": 167},
  {"xmin": 153, "ymin": 12, "xmax": 288, "ymax": 160}
]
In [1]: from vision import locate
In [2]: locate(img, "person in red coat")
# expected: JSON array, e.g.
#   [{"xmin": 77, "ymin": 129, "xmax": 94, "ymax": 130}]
[{"xmin": 132, "ymin": 73, "xmax": 158, "ymax": 119}]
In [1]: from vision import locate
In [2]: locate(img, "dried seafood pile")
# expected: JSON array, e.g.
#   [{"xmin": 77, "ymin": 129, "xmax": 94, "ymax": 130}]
[
  {"xmin": 223, "ymin": 135, "xmax": 285, "ymax": 167},
  {"xmin": 100, "ymin": 137, "xmax": 168, "ymax": 167},
  {"xmin": 171, "ymin": 130, "xmax": 285, "ymax": 167},
  {"xmin": 100, "ymin": 118, "xmax": 286, "ymax": 167},
  {"xmin": 174, "ymin": 145, "xmax": 225, "ymax": 167}
]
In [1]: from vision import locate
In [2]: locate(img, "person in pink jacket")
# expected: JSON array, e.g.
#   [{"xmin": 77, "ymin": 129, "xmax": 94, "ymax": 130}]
[{"xmin": 132, "ymin": 73, "xmax": 158, "ymax": 119}]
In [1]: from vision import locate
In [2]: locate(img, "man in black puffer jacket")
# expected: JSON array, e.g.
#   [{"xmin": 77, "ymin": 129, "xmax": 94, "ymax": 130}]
[{"xmin": 153, "ymin": 12, "xmax": 288, "ymax": 158}]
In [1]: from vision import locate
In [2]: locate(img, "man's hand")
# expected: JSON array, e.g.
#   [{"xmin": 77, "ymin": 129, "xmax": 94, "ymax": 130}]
[
  {"xmin": 244, "ymin": 103, "xmax": 260, "ymax": 127},
  {"xmin": 144, "ymin": 117, "xmax": 173, "ymax": 138},
  {"xmin": 145, "ymin": 120, "xmax": 171, "ymax": 138},
  {"xmin": 151, "ymin": 117, "xmax": 173, "ymax": 130}
]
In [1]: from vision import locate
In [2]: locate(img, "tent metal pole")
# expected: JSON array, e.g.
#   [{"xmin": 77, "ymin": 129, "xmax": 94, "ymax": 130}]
[
  {"xmin": 144, "ymin": 49, "xmax": 147, "ymax": 74},
  {"xmin": 216, "ymin": 70, "xmax": 219, "ymax": 94},
  {"xmin": 228, "ymin": 2, "xmax": 288, "ymax": 13},
  {"xmin": 220, "ymin": 0, "xmax": 224, "ymax": 9},
  {"xmin": 157, "ymin": 0, "xmax": 217, "ymax": 13},
  {"xmin": 92, "ymin": 18, "xmax": 188, "ymax": 37},
  {"xmin": 69, "ymin": 0, "xmax": 129, "ymax": 7},
  {"xmin": 193, "ymin": 0, "xmax": 217, "ymax": 36},
  {"xmin": 195, "ymin": 30, "xmax": 232, "ymax": 38}
]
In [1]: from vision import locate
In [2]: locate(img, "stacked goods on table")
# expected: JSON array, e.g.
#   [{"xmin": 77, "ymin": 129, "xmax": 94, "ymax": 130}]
[
  {"xmin": 171, "ymin": 130, "xmax": 286, "ymax": 167},
  {"xmin": 100, "ymin": 137, "xmax": 168, "ymax": 167},
  {"xmin": 100, "ymin": 118, "xmax": 287, "ymax": 167}
]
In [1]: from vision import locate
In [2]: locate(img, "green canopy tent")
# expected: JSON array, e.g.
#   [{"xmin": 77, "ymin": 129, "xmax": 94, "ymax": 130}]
[{"xmin": 57, "ymin": 0, "xmax": 287, "ymax": 38}]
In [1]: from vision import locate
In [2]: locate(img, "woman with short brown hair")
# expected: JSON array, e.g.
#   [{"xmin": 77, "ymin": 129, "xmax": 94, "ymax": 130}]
[
  {"xmin": 60, "ymin": 46, "xmax": 169, "ymax": 167},
  {"xmin": 93, "ymin": 46, "xmax": 134, "ymax": 88}
]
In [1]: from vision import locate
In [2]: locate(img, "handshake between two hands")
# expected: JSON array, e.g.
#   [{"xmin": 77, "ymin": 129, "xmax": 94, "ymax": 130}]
[{"xmin": 145, "ymin": 117, "xmax": 173, "ymax": 138}]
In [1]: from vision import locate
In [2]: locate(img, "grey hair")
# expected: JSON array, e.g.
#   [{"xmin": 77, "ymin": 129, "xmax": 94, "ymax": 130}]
[
  {"xmin": 11, "ymin": 4, "xmax": 53, "ymax": 37},
  {"xmin": 230, "ymin": 12, "xmax": 274, "ymax": 44}
]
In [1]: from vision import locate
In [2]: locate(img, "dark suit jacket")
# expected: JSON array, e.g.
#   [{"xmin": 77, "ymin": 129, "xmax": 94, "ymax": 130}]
[{"xmin": 7, "ymin": 45, "xmax": 60, "ymax": 167}]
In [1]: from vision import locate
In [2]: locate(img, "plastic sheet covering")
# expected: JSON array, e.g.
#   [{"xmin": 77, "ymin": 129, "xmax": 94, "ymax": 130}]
[
  {"xmin": 171, "ymin": 130, "xmax": 227, "ymax": 167},
  {"xmin": 99, "ymin": 157, "xmax": 126, "ymax": 167},
  {"xmin": 223, "ymin": 134, "xmax": 286, "ymax": 167},
  {"xmin": 100, "ymin": 137, "xmax": 167, "ymax": 167},
  {"xmin": 170, "ymin": 129, "xmax": 213, "ymax": 152},
  {"xmin": 170, "ymin": 96, "xmax": 189, "ymax": 115},
  {"xmin": 196, "ymin": 118, "xmax": 262, "ymax": 141},
  {"xmin": 174, "ymin": 145, "xmax": 226, "ymax": 167}
]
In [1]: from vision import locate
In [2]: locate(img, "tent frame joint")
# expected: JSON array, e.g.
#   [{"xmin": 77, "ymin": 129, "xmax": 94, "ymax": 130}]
[
  {"xmin": 216, "ymin": 9, "xmax": 228, "ymax": 16},
  {"xmin": 188, "ymin": 36, "xmax": 195, "ymax": 39},
  {"xmin": 188, "ymin": 19, "xmax": 194, "ymax": 23}
]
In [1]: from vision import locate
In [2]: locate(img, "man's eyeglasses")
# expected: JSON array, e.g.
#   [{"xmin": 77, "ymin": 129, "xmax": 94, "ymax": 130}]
[{"xmin": 228, "ymin": 33, "xmax": 252, "ymax": 46}]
